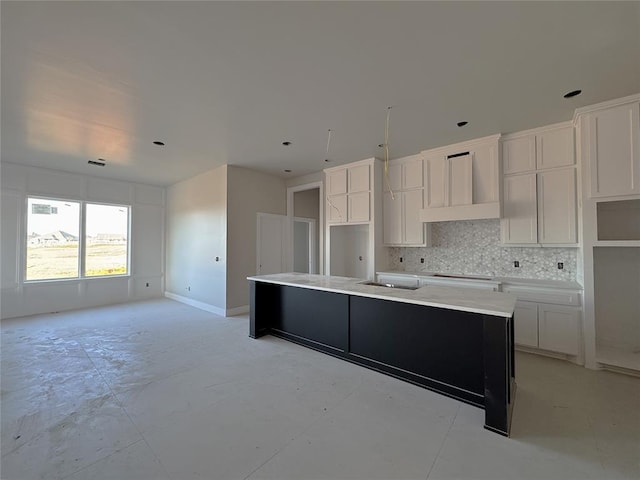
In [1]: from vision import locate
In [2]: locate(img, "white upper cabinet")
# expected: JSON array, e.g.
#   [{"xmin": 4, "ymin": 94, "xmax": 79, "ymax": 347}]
[
  {"xmin": 503, "ymin": 136, "xmax": 536, "ymax": 174},
  {"xmin": 537, "ymin": 167, "xmax": 577, "ymax": 244},
  {"xmin": 536, "ymin": 126, "xmax": 575, "ymax": 170},
  {"xmin": 424, "ymin": 154, "xmax": 446, "ymax": 208},
  {"xmin": 501, "ymin": 122, "xmax": 577, "ymax": 246},
  {"xmin": 382, "ymin": 155, "xmax": 428, "ymax": 246},
  {"xmin": 327, "ymin": 168, "xmax": 347, "ymax": 196},
  {"xmin": 578, "ymin": 98, "xmax": 640, "ymax": 198},
  {"xmin": 502, "ymin": 173, "xmax": 538, "ymax": 244},
  {"xmin": 348, "ymin": 164, "xmax": 371, "ymax": 193},
  {"xmin": 325, "ymin": 160, "xmax": 373, "ymax": 225}
]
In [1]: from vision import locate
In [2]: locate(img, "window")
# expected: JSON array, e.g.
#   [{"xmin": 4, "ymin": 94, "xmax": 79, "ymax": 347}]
[
  {"xmin": 26, "ymin": 197, "xmax": 130, "ymax": 281},
  {"xmin": 26, "ymin": 198, "xmax": 81, "ymax": 280}
]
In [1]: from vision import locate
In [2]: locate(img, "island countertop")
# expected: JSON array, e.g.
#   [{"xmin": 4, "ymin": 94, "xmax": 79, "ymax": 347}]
[{"xmin": 247, "ymin": 273, "xmax": 516, "ymax": 318}]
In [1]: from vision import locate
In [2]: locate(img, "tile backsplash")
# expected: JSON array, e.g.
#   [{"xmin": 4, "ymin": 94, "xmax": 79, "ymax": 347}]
[{"xmin": 387, "ymin": 219, "xmax": 577, "ymax": 281}]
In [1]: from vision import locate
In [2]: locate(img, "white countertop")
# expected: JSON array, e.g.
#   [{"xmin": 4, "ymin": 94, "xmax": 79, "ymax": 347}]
[
  {"xmin": 377, "ymin": 270, "xmax": 582, "ymax": 290},
  {"xmin": 248, "ymin": 273, "xmax": 516, "ymax": 317}
]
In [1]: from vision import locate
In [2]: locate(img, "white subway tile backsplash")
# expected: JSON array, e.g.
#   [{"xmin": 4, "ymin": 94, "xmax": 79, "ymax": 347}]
[{"xmin": 388, "ymin": 219, "xmax": 576, "ymax": 281}]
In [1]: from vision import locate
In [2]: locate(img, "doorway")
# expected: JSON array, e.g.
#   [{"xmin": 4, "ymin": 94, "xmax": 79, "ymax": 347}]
[{"xmin": 287, "ymin": 182, "xmax": 323, "ymax": 274}]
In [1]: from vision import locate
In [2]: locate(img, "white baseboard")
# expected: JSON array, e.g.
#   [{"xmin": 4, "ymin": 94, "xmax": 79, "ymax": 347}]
[
  {"xmin": 226, "ymin": 305, "xmax": 249, "ymax": 316},
  {"xmin": 164, "ymin": 292, "xmax": 226, "ymax": 317}
]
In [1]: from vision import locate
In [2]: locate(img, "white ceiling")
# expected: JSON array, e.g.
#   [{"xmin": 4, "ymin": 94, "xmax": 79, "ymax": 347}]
[{"xmin": 2, "ymin": 1, "xmax": 639, "ymax": 186}]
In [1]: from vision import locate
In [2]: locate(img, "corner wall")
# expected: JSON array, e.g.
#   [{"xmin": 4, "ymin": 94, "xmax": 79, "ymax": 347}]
[
  {"xmin": 165, "ymin": 165, "xmax": 228, "ymax": 313},
  {"xmin": 1, "ymin": 162, "xmax": 165, "ymax": 319}
]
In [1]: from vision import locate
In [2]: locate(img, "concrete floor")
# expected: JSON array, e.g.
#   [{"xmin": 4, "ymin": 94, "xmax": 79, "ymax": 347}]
[{"xmin": 1, "ymin": 298, "xmax": 638, "ymax": 480}]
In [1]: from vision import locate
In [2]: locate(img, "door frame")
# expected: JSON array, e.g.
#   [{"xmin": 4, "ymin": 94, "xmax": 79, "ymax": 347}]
[
  {"xmin": 293, "ymin": 216, "xmax": 317, "ymax": 273},
  {"xmin": 287, "ymin": 181, "xmax": 324, "ymax": 274}
]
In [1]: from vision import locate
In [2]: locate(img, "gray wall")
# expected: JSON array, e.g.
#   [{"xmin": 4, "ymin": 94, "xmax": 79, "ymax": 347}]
[
  {"xmin": 226, "ymin": 166, "xmax": 286, "ymax": 309},
  {"xmin": 166, "ymin": 165, "xmax": 228, "ymax": 309}
]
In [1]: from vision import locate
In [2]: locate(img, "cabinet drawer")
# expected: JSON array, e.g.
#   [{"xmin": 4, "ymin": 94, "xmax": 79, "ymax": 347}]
[{"xmin": 502, "ymin": 286, "xmax": 581, "ymax": 306}]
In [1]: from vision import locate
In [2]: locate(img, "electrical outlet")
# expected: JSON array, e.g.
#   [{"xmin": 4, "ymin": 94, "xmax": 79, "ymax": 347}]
[
  {"xmin": 145, "ymin": 282, "xmax": 150, "ymax": 287},
  {"xmin": 187, "ymin": 286, "xmax": 191, "ymax": 291},
  {"xmin": 420, "ymin": 258, "xmax": 425, "ymax": 264},
  {"xmin": 557, "ymin": 262, "xmax": 564, "ymax": 270},
  {"xmin": 400, "ymin": 257, "xmax": 403, "ymax": 263},
  {"xmin": 513, "ymin": 261, "xmax": 520, "ymax": 268}
]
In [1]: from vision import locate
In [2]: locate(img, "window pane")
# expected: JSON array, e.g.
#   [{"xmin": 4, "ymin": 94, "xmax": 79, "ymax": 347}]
[
  {"xmin": 26, "ymin": 198, "xmax": 80, "ymax": 280},
  {"xmin": 85, "ymin": 204, "xmax": 129, "ymax": 277}
]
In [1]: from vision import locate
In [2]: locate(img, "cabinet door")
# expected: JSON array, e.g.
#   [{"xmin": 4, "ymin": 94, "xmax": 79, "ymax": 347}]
[
  {"xmin": 383, "ymin": 191, "xmax": 402, "ymax": 245},
  {"xmin": 537, "ymin": 168, "xmax": 576, "ymax": 244},
  {"xmin": 513, "ymin": 301, "xmax": 538, "ymax": 348},
  {"xmin": 348, "ymin": 164, "xmax": 370, "ymax": 193},
  {"xmin": 424, "ymin": 155, "xmax": 446, "ymax": 208},
  {"xmin": 501, "ymin": 174, "xmax": 537, "ymax": 244},
  {"xmin": 536, "ymin": 127, "xmax": 575, "ymax": 170},
  {"xmin": 589, "ymin": 102, "xmax": 640, "ymax": 197},
  {"xmin": 386, "ymin": 163, "xmax": 402, "ymax": 192},
  {"xmin": 502, "ymin": 136, "xmax": 536, "ymax": 174},
  {"xmin": 327, "ymin": 169, "xmax": 347, "ymax": 196},
  {"xmin": 327, "ymin": 195, "xmax": 347, "ymax": 223},
  {"xmin": 447, "ymin": 154, "xmax": 472, "ymax": 206},
  {"xmin": 538, "ymin": 304, "xmax": 580, "ymax": 355},
  {"xmin": 403, "ymin": 157, "xmax": 424, "ymax": 189},
  {"xmin": 403, "ymin": 189, "xmax": 425, "ymax": 245},
  {"xmin": 348, "ymin": 192, "xmax": 370, "ymax": 222}
]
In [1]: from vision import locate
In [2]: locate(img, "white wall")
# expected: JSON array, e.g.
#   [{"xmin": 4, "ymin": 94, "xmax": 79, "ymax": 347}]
[
  {"xmin": 226, "ymin": 166, "xmax": 286, "ymax": 310},
  {"xmin": 1, "ymin": 162, "xmax": 165, "ymax": 319},
  {"xmin": 165, "ymin": 165, "xmax": 227, "ymax": 311}
]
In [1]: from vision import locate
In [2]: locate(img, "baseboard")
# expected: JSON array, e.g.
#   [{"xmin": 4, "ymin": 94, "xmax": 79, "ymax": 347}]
[
  {"xmin": 226, "ymin": 305, "xmax": 249, "ymax": 316},
  {"xmin": 164, "ymin": 292, "xmax": 226, "ymax": 317}
]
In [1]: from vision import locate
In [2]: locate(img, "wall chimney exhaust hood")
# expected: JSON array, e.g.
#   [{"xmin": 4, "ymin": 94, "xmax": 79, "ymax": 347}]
[{"xmin": 418, "ymin": 134, "xmax": 502, "ymax": 223}]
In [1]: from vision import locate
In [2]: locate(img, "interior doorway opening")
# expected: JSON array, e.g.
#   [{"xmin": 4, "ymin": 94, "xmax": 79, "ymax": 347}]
[{"xmin": 287, "ymin": 182, "xmax": 323, "ymax": 274}]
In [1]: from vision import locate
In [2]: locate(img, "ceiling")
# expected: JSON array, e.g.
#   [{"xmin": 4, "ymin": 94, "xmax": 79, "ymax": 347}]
[{"xmin": 2, "ymin": 1, "xmax": 639, "ymax": 186}]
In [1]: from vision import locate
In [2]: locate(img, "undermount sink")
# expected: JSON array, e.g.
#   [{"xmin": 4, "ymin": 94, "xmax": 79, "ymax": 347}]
[
  {"xmin": 432, "ymin": 273, "xmax": 492, "ymax": 281},
  {"xmin": 359, "ymin": 281, "xmax": 420, "ymax": 291}
]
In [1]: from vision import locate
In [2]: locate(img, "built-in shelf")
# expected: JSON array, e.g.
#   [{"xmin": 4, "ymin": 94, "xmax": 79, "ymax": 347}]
[
  {"xmin": 593, "ymin": 241, "xmax": 640, "ymax": 247},
  {"xmin": 597, "ymin": 199, "xmax": 640, "ymax": 241}
]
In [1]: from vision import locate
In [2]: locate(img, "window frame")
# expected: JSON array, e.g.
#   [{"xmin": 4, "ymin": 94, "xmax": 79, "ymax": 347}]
[{"xmin": 24, "ymin": 196, "xmax": 132, "ymax": 283}]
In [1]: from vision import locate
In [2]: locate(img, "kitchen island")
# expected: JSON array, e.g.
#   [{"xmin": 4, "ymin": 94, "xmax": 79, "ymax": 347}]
[{"xmin": 247, "ymin": 273, "xmax": 517, "ymax": 436}]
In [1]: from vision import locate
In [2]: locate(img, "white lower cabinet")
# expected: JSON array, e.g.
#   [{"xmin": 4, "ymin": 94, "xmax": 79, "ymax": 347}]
[
  {"xmin": 514, "ymin": 300, "xmax": 539, "ymax": 348},
  {"xmin": 507, "ymin": 287, "xmax": 582, "ymax": 357},
  {"xmin": 538, "ymin": 304, "xmax": 581, "ymax": 356}
]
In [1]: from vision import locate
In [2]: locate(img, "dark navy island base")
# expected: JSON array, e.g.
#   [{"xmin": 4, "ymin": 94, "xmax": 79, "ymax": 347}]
[{"xmin": 249, "ymin": 280, "xmax": 515, "ymax": 436}]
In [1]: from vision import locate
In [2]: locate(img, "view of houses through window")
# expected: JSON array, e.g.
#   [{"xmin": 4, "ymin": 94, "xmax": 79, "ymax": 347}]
[{"xmin": 26, "ymin": 197, "xmax": 130, "ymax": 281}]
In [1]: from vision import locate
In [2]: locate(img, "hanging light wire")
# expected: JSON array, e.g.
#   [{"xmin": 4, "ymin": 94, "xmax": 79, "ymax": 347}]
[
  {"xmin": 325, "ymin": 129, "xmax": 332, "ymax": 162},
  {"xmin": 384, "ymin": 106, "xmax": 395, "ymax": 200}
]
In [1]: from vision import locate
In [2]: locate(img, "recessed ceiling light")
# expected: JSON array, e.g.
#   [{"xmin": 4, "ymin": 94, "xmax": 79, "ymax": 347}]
[
  {"xmin": 378, "ymin": 144, "xmax": 385, "ymax": 148},
  {"xmin": 282, "ymin": 141, "xmax": 292, "ymax": 146},
  {"xmin": 457, "ymin": 121, "xmax": 468, "ymax": 127},
  {"xmin": 153, "ymin": 141, "xmax": 165, "ymax": 146},
  {"xmin": 88, "ymin": 160, "xmax": 106, "ymax": 167},
  {"xmin": 284, "ymin": 169, "xmax": 292, "ymax": 173},
  {"xmin": 563, "ymin": 89, "xmax": 582, "ymax": 98},
  {"xmin": 324, "ymin": 159, "xmax": 332, "ymax": 162}
]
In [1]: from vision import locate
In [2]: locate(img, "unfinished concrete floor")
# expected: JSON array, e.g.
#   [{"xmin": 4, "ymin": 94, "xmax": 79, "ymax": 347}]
[{"xmin": 1, "ymin": 298, "xmax": 639, "ymax": 479}]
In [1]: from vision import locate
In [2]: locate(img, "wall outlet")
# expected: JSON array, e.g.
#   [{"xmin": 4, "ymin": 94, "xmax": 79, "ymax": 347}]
[
  {"xmin": 145, "ymin": 282, "xmax": 150, "ymax": 287},
  {"xmin": 420, "ymin": 258, "xmax": 425, "ymax": 264},
  {"xmin": 400, "ymin": 257, "xmax": 403, "ymax": 263},
  {"xmin": 557, "ymin": 262, "xmax": 564, "ymax": 270},
  {"xmin": 186, "ymin": 286, "xmax": 191, "ymax": 291},
  {"xmin": 513, "ymin": 261, "xmax": 520, "ymax": 268}
]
